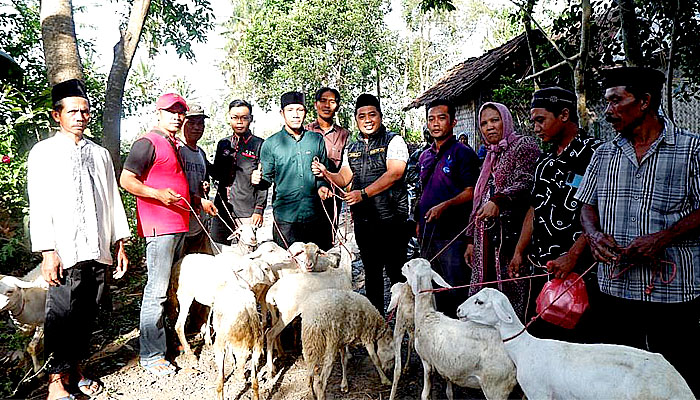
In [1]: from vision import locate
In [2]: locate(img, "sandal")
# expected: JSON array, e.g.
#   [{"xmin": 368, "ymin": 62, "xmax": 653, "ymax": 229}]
[
  {"xmin": 141, "ymin": 358, "xmax": 176, "ymax": 377},
  {"xmin": 55, "ymin": 396, "xmax": 76, "ymax": 400},
  {"xmin": 78, "ymin": 378, "xmax": 104, "ymax": 397}
]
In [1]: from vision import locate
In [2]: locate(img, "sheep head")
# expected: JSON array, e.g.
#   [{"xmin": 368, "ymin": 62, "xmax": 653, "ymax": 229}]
[
  {"xmin": 0, "ymin": 279, "xmax": 21, "ymax": 313},
  {"xmin": 227, "ymin": 224, "xmax": 258, "ymax": 251},
  {"xmin": 401, "ymin": 258, "xmax": 451, "ymax": 296},
  {"xmin": 456, "ymin": 288, "xmax": 515, "ymax": 327},
  {"xmin": 376, "ymin": 327, "xmax": 395, "ymax": 373},
  {"xmin": 387, "ymin": 283, "xmax": 405, "ymax": 313}
]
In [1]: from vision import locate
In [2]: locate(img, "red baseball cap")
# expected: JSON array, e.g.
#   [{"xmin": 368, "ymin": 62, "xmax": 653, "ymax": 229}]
[{"xmin": 156, "ymin": 93, "xmax": 189, "ymax": 111}]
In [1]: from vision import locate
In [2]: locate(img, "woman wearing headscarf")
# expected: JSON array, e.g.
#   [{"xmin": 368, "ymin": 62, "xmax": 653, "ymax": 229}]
[{"xmin": 465, "ymin": 102, "xmax": 541, "ymax": 319}]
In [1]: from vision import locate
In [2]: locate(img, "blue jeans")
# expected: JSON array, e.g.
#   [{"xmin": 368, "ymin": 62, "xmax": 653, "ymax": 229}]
[{"xmin": 139, "ymin": 232, "xmax": 185, "ymax": 364}]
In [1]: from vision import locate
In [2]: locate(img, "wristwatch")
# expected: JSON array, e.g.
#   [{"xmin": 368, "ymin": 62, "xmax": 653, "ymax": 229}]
[{"xmin": 360, "ymin": 188, "xmax": 369, "ymax": 200}]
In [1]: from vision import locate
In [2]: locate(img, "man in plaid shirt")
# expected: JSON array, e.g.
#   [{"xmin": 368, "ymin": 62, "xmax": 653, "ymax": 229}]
[{"xmin": 575, "ymin": 67, "xmax": 700, "ymax": 394}]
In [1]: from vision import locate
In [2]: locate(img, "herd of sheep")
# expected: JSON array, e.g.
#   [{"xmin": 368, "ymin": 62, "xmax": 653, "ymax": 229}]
[{"xmin": 0, "ymin": 226, "xmax": 695, "ymax": 399}]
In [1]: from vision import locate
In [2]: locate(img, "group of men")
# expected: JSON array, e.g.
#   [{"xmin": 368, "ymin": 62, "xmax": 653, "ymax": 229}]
[{"xmin": 27, "ymin": 64, "xmax": 700, "ymax": 399}]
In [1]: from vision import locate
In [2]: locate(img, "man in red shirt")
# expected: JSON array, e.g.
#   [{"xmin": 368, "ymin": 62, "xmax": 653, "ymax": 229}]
[{"xmin": 121, "ymin": 93, "xmax": 214, "ymax": 376}]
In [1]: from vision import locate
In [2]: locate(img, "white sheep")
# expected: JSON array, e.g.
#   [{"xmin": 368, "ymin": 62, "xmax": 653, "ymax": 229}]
[
  {"xmin": 402, "ymin": 258, "xmax": 516, "ymax": 400},
  {"xmin": 210, "ymin": 280, "xmax": 263, "ymax": 400},
  {"xmin": 220, "ymin": 223, "xmax": 258, "ymax": 255},
  {"xmin": 263, "ymin": 243, "xmax": 353, "ymax": 375},
  {"xmin": 0, "ymin": 266, "xmax": 48, "ymax": 373},
  {"xmin": 173, "ymin": 253, "xmax": 270, "ymax": 356},
  {"xmin": 301, "ymin": 288, "xmax": 394, "ymax": 400},
  {"xmin": 457, "ymin": 287, "xmax": 695, "ymax": 400},
  {"xmin": 387, "ymin": 282, "xmax": 415, "ymax": 400}
]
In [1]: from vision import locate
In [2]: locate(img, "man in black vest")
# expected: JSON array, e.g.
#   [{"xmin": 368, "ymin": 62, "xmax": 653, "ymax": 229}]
[{"xmin": 312, "ymin": 93, "xmax": 409, "ymax": 313}]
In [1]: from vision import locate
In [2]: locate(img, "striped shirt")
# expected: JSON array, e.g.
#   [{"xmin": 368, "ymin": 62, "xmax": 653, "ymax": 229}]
[{"xmin": 574, "ymin": 120, "xmax": 700, "ymax": 303}]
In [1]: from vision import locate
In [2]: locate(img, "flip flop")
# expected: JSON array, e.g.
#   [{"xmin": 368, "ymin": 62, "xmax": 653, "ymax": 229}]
[
  {"xmin": 55, "ymin": 396, "xmax": 76, "ymax": 400},
  {"xmin": 78, "ymin": 378, "xmax": 103, "ymax": 397},
  {"xmin": 141, "ymin": 359, "xmax": 176, "ymax": 377}
]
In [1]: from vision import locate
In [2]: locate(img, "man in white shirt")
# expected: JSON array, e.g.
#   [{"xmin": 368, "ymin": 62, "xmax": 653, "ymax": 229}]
[{"xmin": 27, "ymin": 79, "xmax": 130, "ymax": 399}]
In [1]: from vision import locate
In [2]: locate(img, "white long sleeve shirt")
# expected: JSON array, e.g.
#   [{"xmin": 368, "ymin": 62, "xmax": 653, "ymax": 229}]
[{"xmin": 27, "ymin": 131, "xmax": 130, "ymax": 268}]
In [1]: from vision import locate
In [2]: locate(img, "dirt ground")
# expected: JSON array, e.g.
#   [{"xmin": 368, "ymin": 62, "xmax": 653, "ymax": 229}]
[{"xmin": 9, "ymin": 207, "xmax": 495, "ymax": 400}]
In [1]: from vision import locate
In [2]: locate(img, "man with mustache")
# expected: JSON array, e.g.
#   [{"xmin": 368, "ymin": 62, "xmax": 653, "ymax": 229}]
[
  {"xmin": 251, "ymin": 91, "xmax": 331, "ymax": 250},
  {"xmin": 28, "ymin": 78, "xmax": 130, "ymax": 399},
  {"xmin": 305, "ymin": 87, "xmax": 350, "ymax": 238},
  {"xmin": 179, "ymin": 104, "xmax": 217, "ymax": 254},
  {"xmin": 508, "ymin": 87, "xmax": 600, "ymax": 341},
  {"xmin": 575, "ymin": 67, "xmax": 700, "ymax": 394},
  {"xmin": 121, "ymin": 93, "xmax": 202, "ymax": 376},
  {"xmin": 312, "ymin": 93, "xmax": 409, "ymax": 314}
]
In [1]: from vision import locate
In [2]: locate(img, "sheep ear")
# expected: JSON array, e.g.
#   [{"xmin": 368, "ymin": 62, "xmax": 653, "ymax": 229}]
[
  {"xmin": 387, "ymin": 287, "xmax": 400, "ymax": 312},
  {"xmin": 493, "ymin": 298, "xmax": 513, "ymax": 324},
  {"xmin": 431, "ymin": 271, "xmax": 452, "ymax": 289}
]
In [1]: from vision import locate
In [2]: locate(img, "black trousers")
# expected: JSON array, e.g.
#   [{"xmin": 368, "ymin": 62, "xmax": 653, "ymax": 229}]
[
  {"xmin": 272, "ymin": 217, "xmax": 332, "ymax": 251},
  {"xmin": 595, "ymin": 293, "xmax": 700, "ymax": 396},
  {"xmin": 354, "ymin": 217, "xmax": 409, "ymax": 314},
  {"xmin": 45, "ymin": 261, "xmax": 105, "ymax": 374}
]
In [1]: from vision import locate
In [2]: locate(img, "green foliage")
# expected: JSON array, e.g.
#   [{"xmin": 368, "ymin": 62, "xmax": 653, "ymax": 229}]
[
  {"xmin": 142, "ymin": 0, "xmax": 215, "ymax": 60},
  {"xmin": 491, "ymin": 76, "xmax": 536, "ymax": 134},
  {"xmin": 237, "ymin": 0, "xmax": 400, "ymax": 126},
  {"xmin": 119, "ymin": 187, "xmax": 145, "ymax": 266}
]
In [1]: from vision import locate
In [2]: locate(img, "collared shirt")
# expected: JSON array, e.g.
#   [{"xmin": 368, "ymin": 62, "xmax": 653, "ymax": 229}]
[
  {"xmin": 305, "ymin": 120, "xmax": 350, "ymax": 172},
  {"xmin": 212, "ymin": 131, "xmax": 267, "ymax": 218},
  {"xmin": 575, "ymin": 120, "xmax": 700, "ymax": 302},
  {"xmin": 28, "ymin": 132, "xmax": 130, "ymax": 268},
  {"xmin": 259, "ymin": 127, "xmax": 329, "ymax": 223},
  {"xmin": 417, "ymin": 135, "xmax": 479, "ymax": 239},
  {"xmin": 531, "ymin": 135, "xmax": 600, "ymax": 266}
]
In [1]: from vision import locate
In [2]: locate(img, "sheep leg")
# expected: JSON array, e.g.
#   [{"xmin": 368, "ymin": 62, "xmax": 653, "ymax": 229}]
[
  {"xmin": 233, "ymin": 345, "xmax": 250, "ymax": 380},
  {"xmin": 264, "ymin": 317, "xmax": 287, "ymax": 376},
  {"xmin": 404, "ymin": 330, "xmax": 413, "ymax": 374},
  {"xmin": 314, "ymin": 347, "xmax": 336, "ymax": 400},
  {"xmin": 250, "ymin": 344, "xmax": 260, "ymax": 400},
  {"xmin": 27, "ymin": 327, "xmax": 43, "ymax": 373},
  {"xmin": 445, "ymin": 380, "xmax": 454, "ymax": 400},
  {"xmin": 214, "ymin": 340, "xmax": 226, "ymax": 400},
  {"xmin": 390, "ymin": 328, "xmax": 404, "ymax": 400},
  {"xmin": 420, "ymin": 359, "xmax": 432, "ymax": 400},
  {"xmin": 365, "ymin": 341, "xmax": 391, "ymax": 385},
  {"xmin": 175, "ymin": 295, "xmax": 194, "ymax": 355},
  {"xmin": 339, "ymin": 346, "xmax": 349, "ymax": 393}
]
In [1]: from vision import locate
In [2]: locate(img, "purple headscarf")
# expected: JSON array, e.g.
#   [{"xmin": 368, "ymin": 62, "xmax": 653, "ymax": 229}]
[{"xmin": 471, "ymin": 102, "xmax": 520, "ymax": 215}]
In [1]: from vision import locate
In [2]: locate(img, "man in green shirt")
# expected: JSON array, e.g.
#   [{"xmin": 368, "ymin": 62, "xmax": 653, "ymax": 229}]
[{"xmin": 252, "ymin": 91, "xmax": 332, "ymax": 250}]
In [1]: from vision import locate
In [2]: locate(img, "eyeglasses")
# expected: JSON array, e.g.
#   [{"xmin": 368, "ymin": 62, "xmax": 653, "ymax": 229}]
[{"xmin": 231, "ymin": 115, "xmax": 251, "ymax": 122}]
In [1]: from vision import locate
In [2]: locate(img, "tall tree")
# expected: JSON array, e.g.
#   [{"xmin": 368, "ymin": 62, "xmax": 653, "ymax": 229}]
[
  {"xmin": 39, "ymin": 0, "xmax": 83, "ymax": 84},
  {"xmin": 39, "ymin": 0, "xmax": 214, "ymax": 170}
]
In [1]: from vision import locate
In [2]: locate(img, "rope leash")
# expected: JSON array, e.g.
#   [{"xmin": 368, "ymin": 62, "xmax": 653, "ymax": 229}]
[
  {"xmin": 420, "ymin": 272, "xmax": 553, "ymax": 294},
  {"xmin": 176, "ymin": 197, "xmax": 222, "ymax": 256},
  {"xmin": 608, "ymin": 259, "xmax": 677, "ymax": 295}
]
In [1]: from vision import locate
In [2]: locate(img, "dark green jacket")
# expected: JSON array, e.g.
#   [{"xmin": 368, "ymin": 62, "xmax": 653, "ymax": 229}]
[{"xmin": 258, "ymin": 127, "xmax": 329, "ymax": 222}]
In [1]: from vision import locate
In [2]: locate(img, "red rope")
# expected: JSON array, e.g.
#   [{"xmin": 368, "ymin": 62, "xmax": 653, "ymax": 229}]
[
  {"xmin": 608, "ymin": 259, "xmax": 677, "ymax": 295},
  {"xmin": 419, "ymin": 272, "xmax": 552, "ymax": 294}
]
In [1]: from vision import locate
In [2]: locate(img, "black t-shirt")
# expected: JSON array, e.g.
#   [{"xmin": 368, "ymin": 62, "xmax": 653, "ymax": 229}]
[{"xmin": 530, "ymin": 135, "xmax": 601, "ymax": 267}]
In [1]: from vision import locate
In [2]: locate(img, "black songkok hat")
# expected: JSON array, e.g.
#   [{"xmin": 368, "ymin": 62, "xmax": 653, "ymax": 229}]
[
  {"xmin": 531, "ymin": 87, "xmax": 577, "ymax": 110},
  {"xmin": 354, "ymin": 93, "xmax": 382, "ymax": 114},
  {"xmin": 601, "ymin": 67, "xmax": 665, "ymax": 92},
  {"xmin": 51, "ymin": 78, "xmax": 88, "ymax": 104},
  {"xmin": 281, "ymin": 91, "xmax": 305, "ymax": 109}
]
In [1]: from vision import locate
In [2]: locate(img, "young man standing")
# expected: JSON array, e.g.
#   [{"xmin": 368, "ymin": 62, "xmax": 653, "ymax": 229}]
[
  {"xmin": 312, "ymin": 93, "xmax": 409, "ymax": 313},
  {"xmin": 179, "ymin": 104, "xmax": 217, "ymax": 254},
  {"xmin": 416, "ymin": 99, "xmax": 480, "ymax": 316},
  {"xmin": 121, "ymin": 93, "xmax": 214, "ymax": 375},
  {"xmin": 252, "ymin": 91, "xmax": 331, "ymax": 250},
  {"xmin": 211, "ymin": 99, "xmax": 267, "ymax": 246},
  {"xmin": 28, "ymin": 79, "xmax": 130, "ymax": 399},
  {"xmin": 305, "ymin": 87, "xmax": 350, "ymax": 237},
  {"xmin": 575, "ymin": 67, "xmax": 700, "ymax": 394},
  {"xmin": 508, "ymin": 87, "xmax": 600, "ymax": 342}
]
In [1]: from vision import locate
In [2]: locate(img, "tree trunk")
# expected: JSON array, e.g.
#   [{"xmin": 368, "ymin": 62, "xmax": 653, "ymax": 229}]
[
  {"xmin": 40, "ymin": 0, "xmax": 83, "ymax": 85},
  {"xmin": 574, "ymin": 0, "xmax": 592, "ymax": 131},
  {"xmin": 616, "ymin": 0, "xmax": 643, "ymax": 66},
  {"xmin": 102, "ymin": 0, "xmax": 151, "ymax": 173}
]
